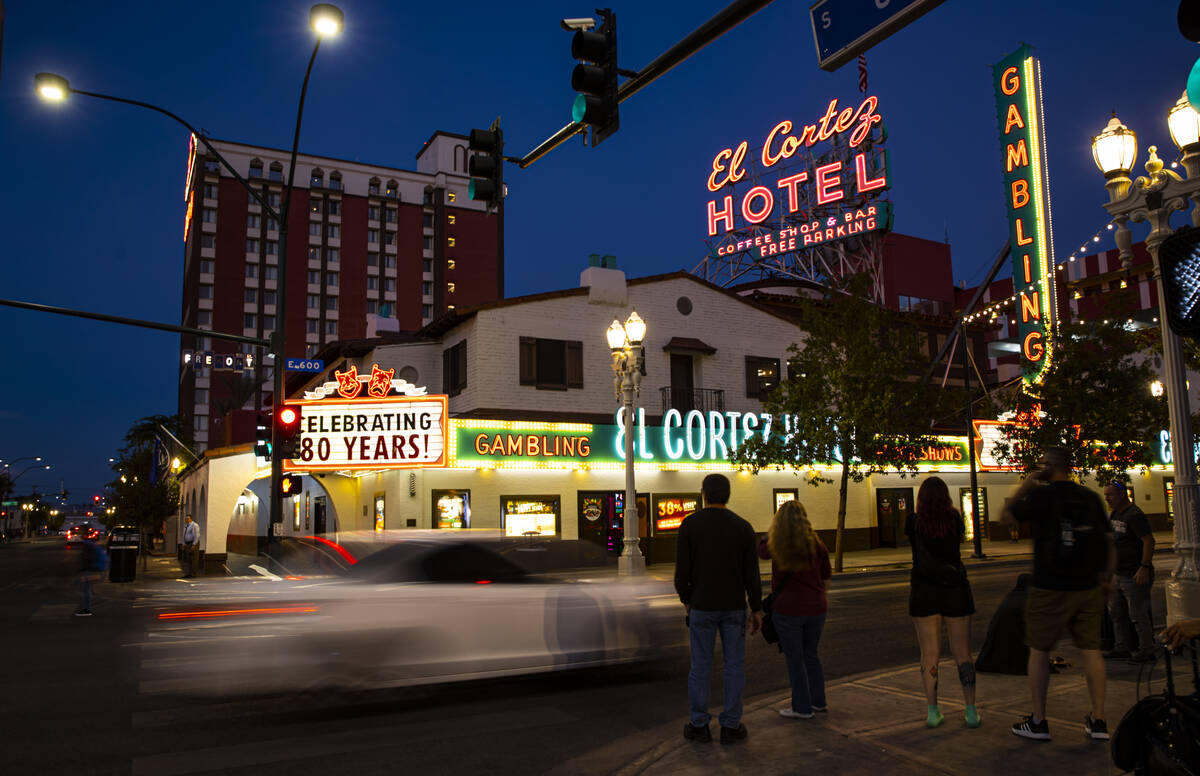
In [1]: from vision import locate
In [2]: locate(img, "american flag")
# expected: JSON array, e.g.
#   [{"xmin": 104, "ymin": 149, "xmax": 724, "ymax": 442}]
[{"xmin": 857, "ymin": 54, "xmax": 868, "ymax": 93}]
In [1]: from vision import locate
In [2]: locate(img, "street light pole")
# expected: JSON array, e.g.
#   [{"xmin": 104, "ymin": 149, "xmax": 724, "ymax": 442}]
[
  {"xmin": 607, "ymin": 312, "xmax": 648, "ymax": 576},
  {"xmin": 1094, "ymin": 98, "xmax": 1200, "ymax": 623}
]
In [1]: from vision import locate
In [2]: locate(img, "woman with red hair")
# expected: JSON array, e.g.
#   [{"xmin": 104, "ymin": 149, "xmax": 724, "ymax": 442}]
[{"xmin": 907, "ymin": 476, "xmax": 979, "ymax": 729}]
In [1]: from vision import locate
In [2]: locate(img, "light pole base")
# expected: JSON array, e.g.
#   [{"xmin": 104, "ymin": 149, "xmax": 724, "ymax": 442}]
[
  {"xmin": 618, "ymin": 552, "xmax": 646, "ymax": 577},
  {"xmin": 1165, "ymin": 573, "xmax": 1200, "ymax": 625}
]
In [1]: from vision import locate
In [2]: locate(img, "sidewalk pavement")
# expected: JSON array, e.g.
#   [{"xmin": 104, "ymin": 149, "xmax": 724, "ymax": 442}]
[{"xmin": 574, "ymin": 649, "xmax": 1160, "ymax": 776}]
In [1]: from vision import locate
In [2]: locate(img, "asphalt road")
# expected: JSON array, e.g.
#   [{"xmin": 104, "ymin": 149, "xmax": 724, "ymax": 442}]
[{"xmin": 0, "ymin": 539, "xmax": 1171, "ymax": 776}]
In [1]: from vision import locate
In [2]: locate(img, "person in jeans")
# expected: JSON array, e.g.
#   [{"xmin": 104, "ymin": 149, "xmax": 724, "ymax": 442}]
[
  {"xmin": 1102, "ymin": 481, "xmax": 1156, "ymax": 663},
  {"xmin": 757, "ymin": 499, "xmax": 830, "ymax": 719},
  {"xmin": 674, "ymin": 473, "xmax": 762, "ymax": 745},
  {"xmin": 1002, "ymin": 446, "xmax": 1115, "ymax": 742},
  {"xmin": 906, "ymin": 477, "xmax": 979, "ymax": 729}
]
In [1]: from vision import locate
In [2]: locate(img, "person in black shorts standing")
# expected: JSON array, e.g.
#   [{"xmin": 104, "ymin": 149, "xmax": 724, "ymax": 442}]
[
  {"xmin": 906, "ymin": 476, "xmax": 979, "ymax": 729},
  {"xmin": 1002, "ymin": 446, "xmax": 1115, "ymax": 742}
]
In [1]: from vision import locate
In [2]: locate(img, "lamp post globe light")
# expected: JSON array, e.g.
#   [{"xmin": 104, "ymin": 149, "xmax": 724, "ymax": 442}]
[
  {"xmin": 1093, "ymin": 94, "xmax": 1200, "ymax": 623},
  {"xmin": 607, "ymin": 311, "xmax": 647, "ymax": 576},
  {"xmin": 33, "ymin": 5, "xmax": 343, "ymax": 539}
]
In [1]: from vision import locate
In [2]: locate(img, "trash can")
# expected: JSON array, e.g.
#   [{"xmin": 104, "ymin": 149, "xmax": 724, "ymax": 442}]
[{"xmin": 108, "ymin": 526, "xmax": 140, "ymax": 583}]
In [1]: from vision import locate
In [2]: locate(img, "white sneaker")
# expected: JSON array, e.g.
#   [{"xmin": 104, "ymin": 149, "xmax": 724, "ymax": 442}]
[{"xmin": 779, "ymin": 708, "xmax": 814, "ymax": 719}]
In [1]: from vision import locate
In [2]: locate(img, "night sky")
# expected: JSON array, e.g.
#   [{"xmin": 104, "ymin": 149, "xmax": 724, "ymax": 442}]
[{"xmin": 1, "ymin": 0, "xmax": 1195, "ymax": 499}]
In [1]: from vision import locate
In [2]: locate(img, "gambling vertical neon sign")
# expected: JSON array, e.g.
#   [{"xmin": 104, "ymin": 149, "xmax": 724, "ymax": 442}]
[{"xmin": 992, "ymin": 46, "xmax": 1058, "ymax": 385}]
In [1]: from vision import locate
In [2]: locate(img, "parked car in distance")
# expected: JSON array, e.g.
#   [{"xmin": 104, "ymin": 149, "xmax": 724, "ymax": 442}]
[{"xmin": 65, "ymin": 524, "xmax": 102, "ymax": 545}]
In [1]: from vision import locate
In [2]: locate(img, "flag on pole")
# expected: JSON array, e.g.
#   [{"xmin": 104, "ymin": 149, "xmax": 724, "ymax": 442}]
[{"xmin": 857, "ymin": 54, "xmax": 868, "ymax": 93}]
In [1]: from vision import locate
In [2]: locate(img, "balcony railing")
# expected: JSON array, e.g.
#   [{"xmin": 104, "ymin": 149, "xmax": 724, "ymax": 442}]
[{"xmin": 660, "ymin": 386, "xmax": 725, "ymax": 415}]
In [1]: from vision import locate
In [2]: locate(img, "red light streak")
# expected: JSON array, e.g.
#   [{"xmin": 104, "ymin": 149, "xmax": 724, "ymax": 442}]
[
  {"xmin": 305, "ymin": 535, "xmax": 358, "ymax": 564},
  {"xmin": 158, "ymin": 605, "xmax": 318, "ymax": 621}
]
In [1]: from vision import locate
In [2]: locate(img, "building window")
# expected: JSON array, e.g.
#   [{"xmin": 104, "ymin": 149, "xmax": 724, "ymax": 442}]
[
  {"xmin": 245, "ymin": 264, "xmax": 258, "ymax": 279},
  {"xmin": 325, "ymin": 271, "xmax": 339, "ymax": 286},
  {"xmin": 745, "ymin": 356, "xmax": 781, "ymax": 398},
  {"xmin": 310, "ymin": 169, "xmax": 324, "ymax": 188},
  {"xmin": 203, "ymin": 183, "xmax": 218, "ymax": 199},
  {"xmin": 423, "ymin": 236, "xmax": 432, "ymax": 251},
  {"xmin": 307, "ymin": 294, "xmax": 320, "ymax": 309},
  {"xmin": 201, "ymin": 234, "xmax": 215, "ymax": 249},
  {"xmin": 326, "ymin": 224, "xmax": 340, "ymax": 239},
  {"xmin": 244, "ymin": 288, "xmax": 257, "ymax": 303},
  {"xmin": 267, "ymin": 192, "xmax": 281, "ymax": 208},
  {"xmin": 422, "ymin": 304, "xmax": 432, "ymax": 318},
  {"xmin": 384, "ymin": 208, "xmax": 396, "ymax": 223},
  {"xmin": 386, "ymin": 180, "xmax": 398, "ymax": 198},
  {"xmin": 383, "ymin": 231, "xmax": 395, "ymax": 246},
  {"xmin": 267, "ymin": 216, "xmax": 278, "ymax": 232},
  {"xmin": 379, "ymin": 302, "xmax": 393, "ymax": 317},
  {"xmin": 422, "ymin": 213, "xmax": 434, "ymax": 228},
  {"xmin": 422, "ymin": 281, "xmax": 432, "ymax": 296},
  {"xmin": 195, "ymin": 388, "xmax": 209, "ymax": 404},
  {"xmin": 325, "ymin": 296, "xmax": 338, "ymax": 311},
  {"xmin": 368, "ymin": 178, "xmax": 380, "ymax": 195},
  {"xmin": 448, "ymin": 214, "xmax": 456, "ymax": 225},
  {"xmin": 309, "ymin": 222, "xmax": 321, "ymax": 236},
  {"xmin": 368, "ymin": 205, "xmax": 380, "ymax": 221},
  {"xmin": 194, "ymin": 414, "xmax": 208, "ymax": 431},
  {"xmin": 326, "ymin": 247, "xmax": 339, "ymax": 263},
  {"xmin": 368, "ymin": 229, "xmax": 379, "ymax": 244},
  {"xmin": 367, "ymin": 252, "xmax": 379, "ymax": 267},
  {"xmin": 247, "ymin": 214, "xmax": 260, "ymax": 229},
  {"xmin": 306, "ymin": 318, "xmax": 319, "ymax": 334},
  {"xmin": 384, "ymin": 255, "xmax": 396, "ymax": 269},
  {"xmin": 442, "ymin": 340, "xmax": 467, "ymax": 396},
  {"xmin": 199, "ymin": 259, "xmax": 214, "ymax": 274},
  {"xmin": 385, "ymin": 278, "xmax": 396, "ymax": 292},
  {"xmin": 366, "ymin": 300, "xmax": 377, "ymax": 314},
  {"xmin": 519, "ymin": 337, "xmax": 584, "ymax": 390},
  {"xmin": 246, "ymin": 238, "xmax": 260, "ymax": 253},
  {"xmin": 328, "ymin": 171, "xmax": 342, "ymax": 191},
  {"xmin": 325, "ymin": 320, "xmax": 338, "ymax": 335},
  {"xmin": 367, "ymin": 276, "xmax": 378, "ymax": 291},
  {"xmin": 263, "ymin": 290, "xmax": 276, "ymax": 306},
  {"xmin": 307, "ymin": 270, "xmax": 320, "ymax": 284},
  {"xmin": 196, "ymin": 310, "xmax": 212, "ymax": 326},
  {"xmin": 264, "ymin": 266, "xmax": 278, "ymax": 281},
  {"xmin": 308, "ymin": 246, "xmax": 320, "ymax": 262},
  {"xmin": 263, "ymin": 315, "xmax": 275, "ymax": 331},
  {"xmin": 249, "ymin": 159, "xmax": 263, "ymax": 178},
  {"xmin": 266, "ymin": 241, "xmax": 278, "ymax": 256},
  {"xmin": 423, "ymin": 259, "xmax": 433, "ymax": 273},
  {"xmin": 198, "ymin": 284, "xmax": 213, "ymax": 299},
  {"xmin": 327, "ymin": 199, "xmax": 341, "ymax": 216},
  {"xmin": 204, "ymin": 159, "xmax": 220, "ymax": 173},
  {"xmin": 310, "ymin": 198, "xmax": 322, "ymax": 214},
  {"xmin": 269, "ymin": 162, "xmax": 283, "ymax": 182},
  {"xmin": 243, "ymin": 313, "xmax": 257, "ymax": 329},
  {"xmin": 202, "ymin": 208, "xmax": 216, "ymax": 223}
]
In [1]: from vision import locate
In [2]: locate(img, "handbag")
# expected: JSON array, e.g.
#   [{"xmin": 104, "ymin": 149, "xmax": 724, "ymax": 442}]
[
  {"xmin": 914, "ymin": 532, "xmax": 967, "ymax": 587},
  {"xmin": 1112, "ymin": 642, "xmax": 1200, "ymax": 776},
  {"xmin": 761, "ymin": 572, "xmax": 793, "ymax": 649}
]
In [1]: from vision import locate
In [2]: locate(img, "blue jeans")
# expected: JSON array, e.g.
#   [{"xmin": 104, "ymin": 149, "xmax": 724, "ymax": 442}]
[
  {"xmin": 774, "ymin": 612, "xmax": 826, "ymax": 713},
  {"xmin": 688, "ymin": 608, "xmax": 747, "ymax": 729}
]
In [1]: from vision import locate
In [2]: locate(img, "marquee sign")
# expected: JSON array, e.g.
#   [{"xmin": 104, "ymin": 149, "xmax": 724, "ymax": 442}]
[
  {"xmin": 992, "ymin": 46, "xmax": 1058, "ymax": 385},
  {"xmin": 283, "ymin": 395, "xmax": 447, "ymax": 472}
]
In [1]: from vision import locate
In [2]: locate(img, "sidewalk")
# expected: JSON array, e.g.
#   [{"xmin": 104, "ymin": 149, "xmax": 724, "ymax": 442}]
[{"xmin": 579, "ymin": 650, "xmax": 1161, "ymax": 776}]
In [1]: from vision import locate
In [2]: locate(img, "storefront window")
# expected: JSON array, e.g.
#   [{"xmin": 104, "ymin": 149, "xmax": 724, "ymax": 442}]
[
  {"xmin": 433, "ymin": 490, "xmax": 471, "ymax": 529},
  {"xmin": 501, "ymin": 496, "xmax": 560, "ymax": 537},
  {"xmin": 773, "ymin": 488, "xmax": 798, "ymax": 513},
  {"xmin": 959, "ymin": 488, "xmax": 988, "ymax": 542},
  {"xmin": 652, "ymin": 493, "xmax": 700, "ymax": 535},
  {"xmin": 374, "ymin": 493, "xmax": 386, "ymax": 532}
]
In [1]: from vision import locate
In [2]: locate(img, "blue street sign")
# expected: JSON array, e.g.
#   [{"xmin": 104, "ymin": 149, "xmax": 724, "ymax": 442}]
[
  {"xmin": 286, "ymin": 358, "xmax": 325, "ymax": 373},
  {"xmin": 810, "ymin": 0, "xmax": 946, "ymax": 71}
]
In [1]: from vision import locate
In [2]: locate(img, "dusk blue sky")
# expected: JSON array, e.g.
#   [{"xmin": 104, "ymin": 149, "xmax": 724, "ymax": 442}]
[{"xmin": 1, "ymin": 1, "xmax": 1196, "ymax": 498}]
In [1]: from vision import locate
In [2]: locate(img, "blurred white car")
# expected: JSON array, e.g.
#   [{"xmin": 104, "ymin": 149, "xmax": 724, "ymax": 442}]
[{"xmin": 139, "ymin": 531, "xmax": 685, "ymax": 696}]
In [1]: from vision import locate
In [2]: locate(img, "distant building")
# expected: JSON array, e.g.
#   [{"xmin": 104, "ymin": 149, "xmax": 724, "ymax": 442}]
[{"xmin": 179, "ymin": 132, "xmax": 504, "ymax": 451}]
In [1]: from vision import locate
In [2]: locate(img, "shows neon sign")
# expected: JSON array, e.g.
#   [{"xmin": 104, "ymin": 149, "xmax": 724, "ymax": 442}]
[{"xmin": 992, "ymin": 46, "xmax": 1057, "ymax": 385}]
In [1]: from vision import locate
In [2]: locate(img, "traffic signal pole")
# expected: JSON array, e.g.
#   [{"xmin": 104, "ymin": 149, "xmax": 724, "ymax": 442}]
[{"xmin": 517, "ymin": 0, "xmax": 776, "ymax": 168}]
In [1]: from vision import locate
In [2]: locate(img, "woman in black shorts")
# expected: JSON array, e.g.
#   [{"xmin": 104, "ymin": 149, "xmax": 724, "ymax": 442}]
[{"xmin": 906, "ymin": 476, "xmax": 979, "ymax": 729}]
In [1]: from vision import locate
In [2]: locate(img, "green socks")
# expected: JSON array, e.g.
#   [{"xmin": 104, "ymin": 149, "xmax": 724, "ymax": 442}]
[
  {"xmin": 926, "ymin": 705, "xmax": 944, "ymax": 728},
  {"xmin": 965, "ymin": 705, "xmax": 981, "ymax": 728}
]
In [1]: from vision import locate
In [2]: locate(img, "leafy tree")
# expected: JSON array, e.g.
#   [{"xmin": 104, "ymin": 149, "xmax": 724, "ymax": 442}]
[
  {"xmin": 731, "ymin": 276, "xmax": 962, "ymax": 571},
  {"xmin": 106, "ymin": 415, "xmax": 190, "ymax": 564},
  {"xmin": 992, "ymin": 310, "xmax": 1168, "ymax": 484}
]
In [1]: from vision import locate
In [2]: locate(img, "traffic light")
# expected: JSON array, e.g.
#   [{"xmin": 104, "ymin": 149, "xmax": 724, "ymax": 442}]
[
  {"xmin": 1158, "ymin": 225, "xmax": 1200, "ymax": 341},
  {"xmin": 275, "ymin": 404, "xmax": 303, "ymax": 459},
  {"xmin": 467, "ymin": 126, "xmax": 503, "ymax": 210},
  {"xmin": 570, "ymin": 9, "xmax": 619, "ymax": 147},
  {"xmin": 255, "ymin": 413, "xmax": 272, "ymax": 459},
  {"xmin": 279, "ymin": 474, "xmax": 302, "ymax": 498}
]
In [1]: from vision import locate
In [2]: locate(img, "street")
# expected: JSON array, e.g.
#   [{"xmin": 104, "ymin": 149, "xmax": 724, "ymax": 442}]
[{"xmin": 0, "ymin": 538, "xmax": 1172, "ymax": 775}]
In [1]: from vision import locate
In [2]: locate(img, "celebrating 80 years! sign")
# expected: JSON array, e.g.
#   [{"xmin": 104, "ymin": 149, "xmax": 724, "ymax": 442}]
[{"xmin": 282, "ymin": 395, "xmax": 448, "ymax": 472}]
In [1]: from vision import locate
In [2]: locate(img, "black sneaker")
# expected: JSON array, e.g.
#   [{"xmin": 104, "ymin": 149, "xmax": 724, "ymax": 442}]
[
  {"xmin": 1084, "ymin": 714, "xmax": 1109, "ymax": 740},
  {"xmin": 74, "ymin": 609, "xmax": 92, "ymax": 617},
  {"xmin": 1011, "ymin": 715, "xmax": 1051, "ymax": 741},
  {"xmin": 683, "ymin": 723, "xmax": 711, "ymax": 743},
  {"xmin": 719, "ymin": 724, "xmax": 748, "ymax": 745}
]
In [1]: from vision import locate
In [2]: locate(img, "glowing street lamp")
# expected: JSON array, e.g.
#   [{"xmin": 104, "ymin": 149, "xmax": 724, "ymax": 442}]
[
  {"xmin": 1151, "ymin": 379, "xmax": 1166, "ymax": 398},
  {"xmin": 607, "ymin": 310, "xmax": 648, "ymax": 576},
  {"xmin": 310, "ymin": 4, "xmax": 344, "ymax": 36}
]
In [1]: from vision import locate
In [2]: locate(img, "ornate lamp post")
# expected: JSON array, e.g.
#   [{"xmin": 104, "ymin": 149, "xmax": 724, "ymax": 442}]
[
  {"xmin": 607, "ymin": 311, "xmax": 648, "ymax": 576},
  {"xmin": 1093, "ymin": 95, "xmax": 1200, "ymax": 623},
  {"xmin": 34, "ymin": 4, "xmax": 343, "ymax": 537}
]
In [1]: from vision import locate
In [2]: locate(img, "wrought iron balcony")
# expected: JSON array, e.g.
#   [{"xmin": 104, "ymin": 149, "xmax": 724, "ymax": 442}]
[{"xmin": 660, "ymin": 386, "xmax": 725, "ymax": 414}]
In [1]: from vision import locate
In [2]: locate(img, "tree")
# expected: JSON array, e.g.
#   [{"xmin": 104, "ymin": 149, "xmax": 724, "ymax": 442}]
[
  {"xmin": 731, "ymin": 276, "xmax": 961, "ymax": 571},
  {"xmin": 106, "ymin": 415, "xmax": 190, "ymax": 565},
  {"xmin": 991, "ymin": 311, "xmax": 1169, "ymax": 484}
]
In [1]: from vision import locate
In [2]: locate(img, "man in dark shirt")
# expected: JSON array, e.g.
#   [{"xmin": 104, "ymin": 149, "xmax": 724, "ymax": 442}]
[
  {"xmin": 674, "ymin": 473, "xmax": 762, "ymax": 745},
  {"xmin": 1103, "ymin": 481, "xmax": 1156, "ymax": 662},
  {"xmin": 1002, "ymin": 446, "xmax": 1115, "ymax": 743}
]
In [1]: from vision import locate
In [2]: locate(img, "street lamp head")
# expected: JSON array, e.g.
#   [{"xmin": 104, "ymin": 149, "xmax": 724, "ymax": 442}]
[
  {"xmin": 1169, "ymin": 90, "xmax": 1200, "ymax": 155},
  {"xmin": 606, "ymin": 320, "xmax": 626, "ymax": 351},
  {"xmin": 34, "ymin": 73, "xmax": 69, "ymax": 102},
  {"xmin": 624, "ymin": 311, "xmax": 647, "ymax": 345},
  {"xmin": 1091, "ymin": 113, "xmax": 1138, "ymax": 178},
  {"xmin": 310, "ymin": 4, "xmax": 343, "ymax": 36},
  {"xmin": 1151, "ymin": 379, "xmax": 1165, "ymax": 397}
]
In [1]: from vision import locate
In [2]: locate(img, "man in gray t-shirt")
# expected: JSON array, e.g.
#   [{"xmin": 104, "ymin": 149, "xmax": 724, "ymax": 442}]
[{"xmin": 1102, "ymin": 481, "xmax": 1156, "ymax": 662}]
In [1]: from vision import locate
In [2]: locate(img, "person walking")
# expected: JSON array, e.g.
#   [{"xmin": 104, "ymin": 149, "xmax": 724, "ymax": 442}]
[
  {"xmin": 75, "ymin": 534, "xmax": 107, "ymax": 616},
  {"xmin": 1002, "ymin": 446, "xmax": 1115, "ymax": 742},
  {"xmin": 1102, "ymin": 481, "xmax": 1156, "ymax": 663},
  {"xmin": 674, "ymin": 473, "xmax": 762, "ymax": 745},
  {"xmin": 182, "ymin": 514, "xmax": 200, "ymax": 578},
  {"xmin": 907, "ymin": 476, "xmax": 980, "ymax": 729},
  {"xmin": 756, "ymin": 499, "xmax": 830, "ymax": 720}
]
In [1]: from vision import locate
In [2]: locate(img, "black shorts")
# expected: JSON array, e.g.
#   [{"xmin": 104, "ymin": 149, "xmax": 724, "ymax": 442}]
[{"xmin": 909, "ymin": 578, "xmax": 976, "ymax": 618}]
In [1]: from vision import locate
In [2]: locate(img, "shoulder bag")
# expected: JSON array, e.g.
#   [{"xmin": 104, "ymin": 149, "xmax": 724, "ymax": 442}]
[{"xmin": 761, "ymin": 571, "xmax": 793, "ymax": 649}]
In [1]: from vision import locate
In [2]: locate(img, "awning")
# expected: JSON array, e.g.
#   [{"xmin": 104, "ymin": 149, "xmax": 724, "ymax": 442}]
[{"xmin": 661, "ymin": 337, "xmax": 717, "ymax": 355}]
